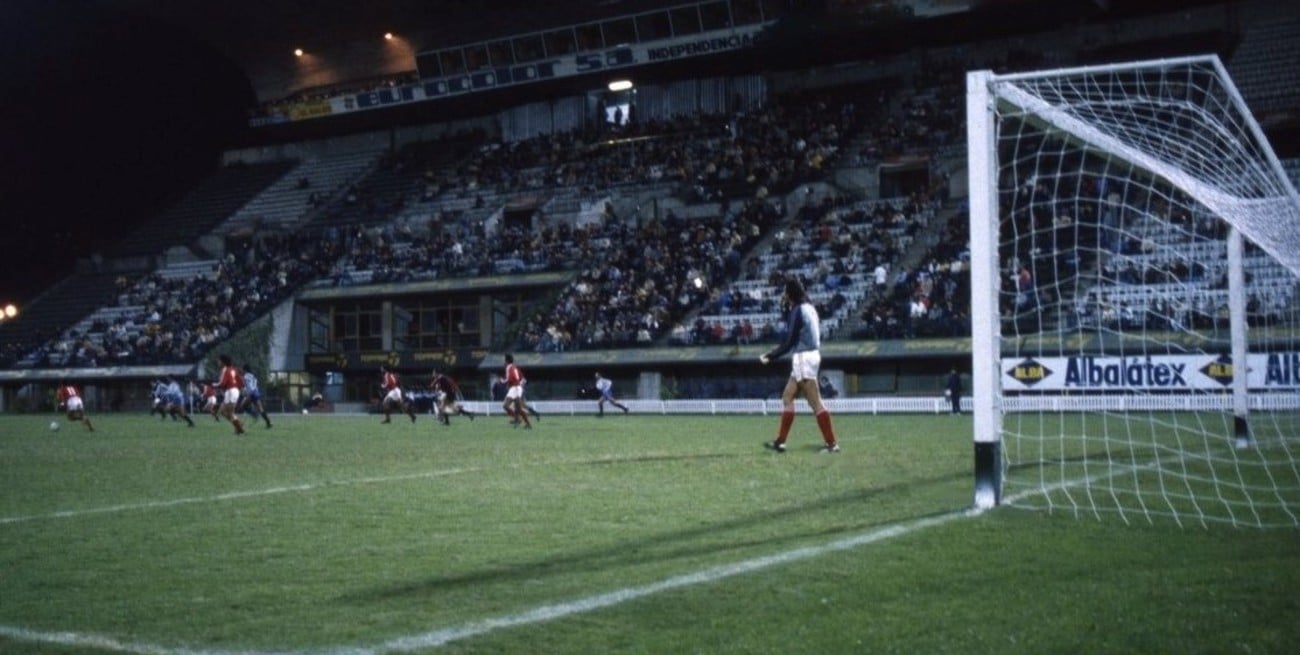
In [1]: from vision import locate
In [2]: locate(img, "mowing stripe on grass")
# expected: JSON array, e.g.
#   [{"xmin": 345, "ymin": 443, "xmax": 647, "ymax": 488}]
[
  {"xmin": 0, "ymin": 452, "xmax": 762, "ymax": 526},
  {"xmin": 0, "ymin": 468, "xmax": 480, "ymax": 525},
  {"xmin": 0, "ymin": 467, "xmax": 1132, "ymax": 654}
]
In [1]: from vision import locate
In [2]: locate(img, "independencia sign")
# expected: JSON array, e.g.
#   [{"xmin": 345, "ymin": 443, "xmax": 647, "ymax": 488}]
[{"xmin": 256, "ymin": 23, "xmax": 770, "ymax": 125}]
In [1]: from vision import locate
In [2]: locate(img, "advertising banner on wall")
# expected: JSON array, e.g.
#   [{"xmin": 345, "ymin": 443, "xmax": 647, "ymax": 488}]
[{"xmin": 1002, "ymin": 352, "xmax": 1300, "ymax": 392}]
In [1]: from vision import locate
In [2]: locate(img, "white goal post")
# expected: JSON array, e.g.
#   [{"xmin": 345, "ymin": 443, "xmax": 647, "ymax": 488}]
[{"xmin": 966, "ymin": 55, "xmax": 1300, "ymax": 527}]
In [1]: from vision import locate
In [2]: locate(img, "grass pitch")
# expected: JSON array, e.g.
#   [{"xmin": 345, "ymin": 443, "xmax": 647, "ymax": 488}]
[{"xmin": 0, "ymin": 411, "xmax": 1297, "ymax": 654}]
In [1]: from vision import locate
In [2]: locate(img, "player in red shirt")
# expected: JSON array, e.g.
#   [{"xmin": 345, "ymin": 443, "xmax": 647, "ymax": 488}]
[
  {"xmin": 503, "ymin": 353, "xmax": 532, "ymax": 429},
  {"xmin": 56, "ymin": 381, "xmax": 95, "ymax": 432},
  {"xmin": 429, "ymin": 369, "xmax": 477, "ymax": 426},
  {"xmin": 201, "ymin": 383, "xmax": 220, "ymax": 420},
  {"xmin": 216, "ymin": 354, "xmax": 246, "ymax": 435},
  {"xmin": 380, "ymin": 365, "xmax": 416, "ymax": 424}
]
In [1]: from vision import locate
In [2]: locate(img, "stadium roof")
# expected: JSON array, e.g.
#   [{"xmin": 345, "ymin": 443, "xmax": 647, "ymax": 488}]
[{"xmin": 93, "ymin": 0, "xmax": 707, "ymax": 103}]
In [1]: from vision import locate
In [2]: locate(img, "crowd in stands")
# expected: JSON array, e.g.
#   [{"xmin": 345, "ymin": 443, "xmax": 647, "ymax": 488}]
[
  {"xmin": 514, "ymin": 199, "xmax": 782, "ymax": 351},
  {"xmin": 854, "ymin": 209, "xmax": 971, "ymax": 340},
  {"xmin": 6, "ymin": 77, "xmax": 984, "ymax": 370},
  {"xmin": 19, "ymin": 232, "xmax": 343, "ymax": 368},
  {"xmin": 315, "ymin": 86, "xmax": 873, "ymax": 238}
]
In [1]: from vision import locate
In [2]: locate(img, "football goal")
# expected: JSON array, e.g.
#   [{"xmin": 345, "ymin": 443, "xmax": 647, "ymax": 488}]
[{"xmin": 966, "ymin": 54, "xmax": 1300, "ymax": 527}]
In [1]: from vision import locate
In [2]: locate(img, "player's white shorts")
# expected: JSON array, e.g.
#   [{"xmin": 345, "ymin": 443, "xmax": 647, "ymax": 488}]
[
  {"xmin": 223, "ymin": 388, "xmax": 241, "ymax": 406},
  {"xmin": 789, "ymin": 350, "xmax": 821, "ymax": 382},
  {"xmin": 384, "ymin": 388, "xmax": 404, "ymax": 404},
  {"xmin": 505, "ymin": 385, "xmax": 524, "ymax": 401},
  {"xmin": 66, "ymin": 396, "xmax": 84, "ymax": 412},
  {"xmin": 434, "ymin": 390, "xmax": 448, "ymax": 404},
  {"xmin": 204, "ymin": 396, "xmax": 218, "ymax": 411}
]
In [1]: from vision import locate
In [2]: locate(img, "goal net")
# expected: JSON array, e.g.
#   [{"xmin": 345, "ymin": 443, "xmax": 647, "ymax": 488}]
[{"xmin": 966, "ymin": 55, "xmax": 1300, "ymax": 527}]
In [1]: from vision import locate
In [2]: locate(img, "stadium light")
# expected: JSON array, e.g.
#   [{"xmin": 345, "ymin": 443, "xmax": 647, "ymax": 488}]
[
  {"xmin": 3, "ymin": 303, "xmax": 16, "ymax": 319},
  {"xmin": 294, "ymin": 48, "xmax": 305, "ymax": 57},
  {"xmin": 607, "ymin": 80, "xmax": 634, "ymax": 92},
  {"xmin": 384, "ymin": 32, "xmax": 395, "ymax": 41}
]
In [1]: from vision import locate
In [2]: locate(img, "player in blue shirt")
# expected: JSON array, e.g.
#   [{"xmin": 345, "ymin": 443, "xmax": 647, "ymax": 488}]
[
  {"xmin": 594, "ymin": 372, "xmax": 629, "ymax": 417},
  {"xmin": 162, "ymin": 376, "xmax": 195, "ymax": 427},
  {"xmin": 240, "ymin": 364, "xmax": 273, "ymax": 429}
]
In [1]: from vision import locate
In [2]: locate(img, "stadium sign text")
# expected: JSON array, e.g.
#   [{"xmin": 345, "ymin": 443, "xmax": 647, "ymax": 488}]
[
  {"xmin": 1002, "ymin": 353, "xmax": 1300, "ymax": 391},
  {"xmin": 646, "ymin": 33, "xmax": 756, "ymax": 61},
  {"xmin": 257, "ymin": 23, "xmax": 771, "ymax": 125},
  {"xmin": 1064, "ymin": 356, "xmax": 1186, "ymax": 388}
]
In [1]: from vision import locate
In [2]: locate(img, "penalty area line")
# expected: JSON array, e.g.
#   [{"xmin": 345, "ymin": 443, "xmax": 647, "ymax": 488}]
[{"xmin": 371, "ymin": 511, "xmax": 966, "ymax": 652}]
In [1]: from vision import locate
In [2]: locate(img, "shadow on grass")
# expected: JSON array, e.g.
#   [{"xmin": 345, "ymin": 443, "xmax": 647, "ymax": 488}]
[{"xmin": 335, "ymin": 462, "xmax": 969, "ymax": 604}]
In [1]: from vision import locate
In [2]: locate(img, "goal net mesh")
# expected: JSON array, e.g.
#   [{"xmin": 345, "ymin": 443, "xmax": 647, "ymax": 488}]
[{"xmin": 979, "ymin": 56, "xmax": 1300, "ymax": 527}]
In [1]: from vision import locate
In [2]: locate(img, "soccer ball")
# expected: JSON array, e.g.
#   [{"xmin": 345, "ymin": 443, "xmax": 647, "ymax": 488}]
[
  {"xmin": 49, "ymin": 421, "xmax": 60, "ymax": 432},
  {"xmin": 301, "ymin": 408, "xmax": 309, "ymax": 415}
]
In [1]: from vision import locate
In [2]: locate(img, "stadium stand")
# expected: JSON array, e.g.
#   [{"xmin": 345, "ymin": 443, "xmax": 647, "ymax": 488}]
[
  {"xmin": 1227, "ymin": 15, "xmax": 1300, "ymax": 116},
  {"xmin": 214, "ymin": 149, "xmax": 386, "ymax": 236},
  {"xmin": 105, "ymin": 161, "xmax": 297, "ymax": 259},
  {"xmin": 7, "ymin": 0, "xmax": 1300, "ymax": 409}
]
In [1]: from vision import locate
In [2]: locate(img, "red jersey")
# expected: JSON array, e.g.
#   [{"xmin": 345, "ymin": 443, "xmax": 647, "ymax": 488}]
[
  {"xmin": 202, "ymin": 384, "xmax": 217, "ymax": 399},
  {"xmin": 382, "ymin": 371, "xmax": 400, "ymax": 391},
  {"xmin": 430, "ymin": 374, "xmax": 459, "ymax": 395},
  {"xmin": 57, "ymin": 385, "xmax": 80, "ymax": 404},
  {"xmin": 505, "ymin": 363, "xmax": 523, "ymax": 387},
  {"xmin": 218, "ymin": 365, "xmax": 244, "ymax": 390}
]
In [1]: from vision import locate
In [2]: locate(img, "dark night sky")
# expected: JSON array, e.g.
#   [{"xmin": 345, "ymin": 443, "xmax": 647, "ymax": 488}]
[{"xmin": 0, "ymin": 1, "xmax": 254, "ymax": 307}]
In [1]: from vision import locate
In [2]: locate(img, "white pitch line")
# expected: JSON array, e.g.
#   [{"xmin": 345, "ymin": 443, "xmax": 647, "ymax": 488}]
[
  {"xmin": 0, "ymin": 467, "xmax": 1140, "ymax": 654},
  {"xmin": 366, "ymin": 512, "xmax": 963, "ymax": 653},
  {"xmin": 366, "ymin": 466, "xmax": 1138, "ymax": 653}
]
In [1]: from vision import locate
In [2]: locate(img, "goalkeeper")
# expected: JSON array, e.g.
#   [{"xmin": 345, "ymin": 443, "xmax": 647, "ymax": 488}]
[{"xmin": 759, "ymin": 278, "xmax": 840, "ymax": 453}]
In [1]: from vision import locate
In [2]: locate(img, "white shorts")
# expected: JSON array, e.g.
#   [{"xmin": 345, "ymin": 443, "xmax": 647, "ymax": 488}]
[
  {"xmin": 384, "ymin": 388, "xmax": 404, "ymax": 404},
  {"xmin": 204, "ymin": 396, "xmax": 217, "ymax": 410},
  {"xmin": 789, "ymin": 350, "xmax": 821, "ymax": 382},
  {"xmin": 66, "ymin": 396, "xmax": 84, "ymax": 412},
  {"xmin": 505, "ymin": 385, "xmax": 524, "ymax": 401},
  {"xmin": 223, "ymin": 388, "xmax": 241, "ymax": 406}
]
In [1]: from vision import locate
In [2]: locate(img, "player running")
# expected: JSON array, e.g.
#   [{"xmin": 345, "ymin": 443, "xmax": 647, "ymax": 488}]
[
  {"xmin": 162, "ymin": 376, "xmax": 195, "ymax": 427},
  {"xmin": 593, "ymin": 372, "xmax": 629, "ymax": 417},
  {"xmin": 503, "ymin": 354, "xmax": 532, "ymax": 429},
  {"xmin": 429, "ymin": 369, "xmax": 477, "ymax": 426},
  {"xmin": 149, "ymin": 378, "xmax": 172, "ymax": 421},
  {"xmin": 216, "ymin": 354, "xmax": 247, "ymax": 435},
  {"xmin": 56, "ymin": 381, "xmax": 95, "ymax": 432},
  {"xmin": 380, "ymin": 365, "xmax": 417, "ymax": 424},
  {"xmin": 158, "ymin": 376, "xmax": 193, "ymax": 426},
  {"xmin": 200, "ymin": 382, "xmax": 221, "ymax": 420},
  {"xmin": 240, "ymin": 364, "xmax": 273, "ymax": 429}
]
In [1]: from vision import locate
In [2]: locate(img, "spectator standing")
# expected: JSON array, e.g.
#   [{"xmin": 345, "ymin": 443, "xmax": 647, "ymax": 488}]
[{"xmin": 945, "ymin": 368, "xmax": 963, "ymax": 415}]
